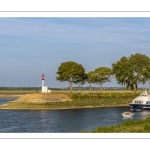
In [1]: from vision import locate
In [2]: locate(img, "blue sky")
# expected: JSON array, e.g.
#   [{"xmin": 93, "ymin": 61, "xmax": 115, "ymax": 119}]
[{"xmin": 0, "ymin": 17, "xmax": 150, "ymax": 88}]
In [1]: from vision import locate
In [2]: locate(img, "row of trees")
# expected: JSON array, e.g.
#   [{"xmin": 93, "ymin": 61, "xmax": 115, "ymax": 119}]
[{"xmin": 56, "ymin": 53, "xmax": 150, "ymax": 92}]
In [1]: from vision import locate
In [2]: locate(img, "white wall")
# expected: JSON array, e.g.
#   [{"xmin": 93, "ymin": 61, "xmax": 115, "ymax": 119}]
[{"xmin": 42, "ymin": 86, "xmax": 48, "ymax": 93}]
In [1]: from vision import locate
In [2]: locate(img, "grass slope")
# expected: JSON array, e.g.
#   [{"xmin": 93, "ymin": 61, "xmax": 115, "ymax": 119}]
[
  {"xmin": 85, "ymin": 117, "xmax": 150, "ymax": 133},
  {"xmin": 0, "ymin": 91, "xmax": 143, "ymax": 110},
  {"xmin": 0, "ymin": 98, "xmax": 133, "ymax": 110}
]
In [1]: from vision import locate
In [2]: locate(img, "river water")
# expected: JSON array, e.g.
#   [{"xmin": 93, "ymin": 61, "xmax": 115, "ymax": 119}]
[{"xmin": 0, "ymin": 97, "xmax": 150, "ymax": 133}]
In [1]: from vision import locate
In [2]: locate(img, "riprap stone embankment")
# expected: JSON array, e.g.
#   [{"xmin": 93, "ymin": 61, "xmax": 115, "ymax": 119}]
[{"xmin": 15, "ymin": 93, "xmax": 72, "ymax": 102}]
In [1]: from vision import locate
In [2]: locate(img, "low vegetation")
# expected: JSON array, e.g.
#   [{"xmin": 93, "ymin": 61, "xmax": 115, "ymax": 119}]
[
  {"xmin": 82, "ymin": 117, "xmax": 150, "ymax": 133},
  {"xmin": 70, "ymin": 91, "xmax": 141, "ymax": 100},
  {"xmin": 0, "ymin": 91, "xmax": 142, "ymax": 110}
]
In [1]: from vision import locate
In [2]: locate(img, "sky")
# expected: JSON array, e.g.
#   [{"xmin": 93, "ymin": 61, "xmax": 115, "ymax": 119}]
[{"xmin": 1, "ymin": 17, "xmax": 150, "ymax": 88}]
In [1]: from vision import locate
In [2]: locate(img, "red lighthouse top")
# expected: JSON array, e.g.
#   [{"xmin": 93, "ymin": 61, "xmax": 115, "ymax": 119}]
[{"xmin": 41, "ymin": 74, "xmax": 45, "ymax": 80}]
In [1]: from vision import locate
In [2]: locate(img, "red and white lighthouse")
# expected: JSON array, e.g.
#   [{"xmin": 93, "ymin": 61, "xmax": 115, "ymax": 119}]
[
  {"xmin": 41, "ymin": 73, "xmax": 45, "ymax": 87},
  {"xmin": 41, "ymin": 72, "xmax": 48, "ymax": 93}
]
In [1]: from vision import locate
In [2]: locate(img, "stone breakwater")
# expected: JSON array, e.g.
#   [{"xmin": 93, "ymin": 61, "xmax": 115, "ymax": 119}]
[{"xmin": 15, "ymin": 93, "xmax": 72, "ymax": 102}]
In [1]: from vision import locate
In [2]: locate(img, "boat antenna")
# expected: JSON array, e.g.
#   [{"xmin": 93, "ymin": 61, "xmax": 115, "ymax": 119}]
[
  {"xmin": 148, "ymin": 80, "xmax": 150, "ymax": 93},
  {"xmin": 144, "ymin": 83, "xmax": 147, "ymax": 92},
  {"xmin": 145, "ymin": 80, "xmax": 150, "ymax": 93}
]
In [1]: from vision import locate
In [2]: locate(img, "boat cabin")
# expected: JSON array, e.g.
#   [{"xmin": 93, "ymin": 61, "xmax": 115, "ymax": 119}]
[
  {"xmin": 131, "ymin": 91, "xmax": 150, "ymax": 104},
  {"xmin": 134, "ymin": 100, "xmax": 143, "ymax": 104},
  {"xmin": 130, "ymin": 90, "xmax": 150, "ymax": 111}
]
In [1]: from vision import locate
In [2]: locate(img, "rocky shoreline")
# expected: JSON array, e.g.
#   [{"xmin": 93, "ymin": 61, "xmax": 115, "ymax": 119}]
[{"xmin": 15, "ymin": 93, "xmax": 72, "ymax": 102}]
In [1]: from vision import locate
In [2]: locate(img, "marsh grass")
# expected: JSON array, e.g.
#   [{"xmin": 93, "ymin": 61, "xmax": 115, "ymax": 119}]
[
  {"xmin": 0, "ymin": 90, "xmax": 142, "ymax": 110},
  {"xmin": 85, "ymin": 117, "xmax": 150, "ymax": 133},
  {"xmin": 0, "ymin": 97, "xmax": 133, "ymax": 110},
  {"xmin": 70, "ymin": 92, "xmax": 141, "ymax": 100},
  {"xmin": 0, "ymin": 89, "xmax": 142, "ymax": 95}
]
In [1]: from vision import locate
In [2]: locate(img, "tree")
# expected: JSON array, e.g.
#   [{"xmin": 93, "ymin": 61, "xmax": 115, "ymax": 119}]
[
  {"xmin": 95, "ymin": 67, "xmax": 114, "ymax": 91},
  {"xmin": 87, "ymin": 71, "xmax": 97, "ymax": 91},
  {"xmin": 56, "ymin": 61, "xmax": 86, "ymax": 92},
  {"xmin": 112, "ymin": 53, "xmax": 150, "ymax": 92},
  {"xmin": 112, "ymin": 56, "xmax": 130, "ymax": 87},
  {"xmin": 74, "ymin": 73, "xmax": 87, "ymax": 91}
]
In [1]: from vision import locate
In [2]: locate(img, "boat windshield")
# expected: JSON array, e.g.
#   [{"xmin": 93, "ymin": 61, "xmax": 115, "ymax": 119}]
[{"xmin": 140, "ymin": 91, "xmax": 149, "ymax": 96}]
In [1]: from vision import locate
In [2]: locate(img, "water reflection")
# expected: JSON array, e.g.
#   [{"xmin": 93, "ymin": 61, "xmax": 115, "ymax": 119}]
[
  {"xmin": 133, "ymin": 111, "xmax": 150, "ymax": 120},
  {"xmin": 122, "ymin": 117, "xmax": 133, "ymax": 120}
]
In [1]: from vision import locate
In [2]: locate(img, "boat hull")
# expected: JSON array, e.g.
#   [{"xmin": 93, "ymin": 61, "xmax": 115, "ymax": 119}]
[
  {"xmin": 122, "ymin": 114, "xmax": 133, "ymax": 118},
  {"xmin": 130, "ymin": 104, "xmax": 150, "ymax": 111}
]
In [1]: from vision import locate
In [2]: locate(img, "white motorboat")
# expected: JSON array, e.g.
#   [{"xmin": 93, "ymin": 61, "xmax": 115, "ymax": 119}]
[
  {"xmin": 122, "ymin": 111, "xmax": 134, "ymax": 118},
  {"xmin": 129, "ymin": 91, "xmax": 150, "ymax": 111}
]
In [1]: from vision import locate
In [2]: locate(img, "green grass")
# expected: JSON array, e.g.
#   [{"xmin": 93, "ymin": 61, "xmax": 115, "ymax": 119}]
[
  {"xmin": 70, "ymin": 91, "xmax": 141, "ymax": 100},
  {"xmin": 82, "ymin": 117, "xmax": 150, "ymax": 133},
  {"xmin": 0, "ymin": 89, "xmax": 144, "ymax": 95},
  {"xmin": 0, "ymin": 97, "xmax": 133, "ymax": 110},
  {"xmin": 0, "ymin": 90, "xmax": 144, "ymax": 110}
]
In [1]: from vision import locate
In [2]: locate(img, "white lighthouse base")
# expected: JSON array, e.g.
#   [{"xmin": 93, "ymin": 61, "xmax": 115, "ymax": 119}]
[{"xmin": 42, "ymin": 86, "xmax": 48, "ymax": 93}]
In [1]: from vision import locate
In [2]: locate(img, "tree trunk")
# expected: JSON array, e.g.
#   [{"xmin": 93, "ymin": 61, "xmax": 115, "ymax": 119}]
[
  {"xmin": 79, "ymin": 83, "xmax": 81, "ymax": 92},
  {"xmin": 69, "ymin": 81, "xmax": 72, "ymax": 92},
  {"xmin": 100, "ymin": 82, "xmax": 103, "ymax": 92},
  {"xmin": 133, "ymin": 83, "xmax": 136, "ymax": 92},
  {"xmin": 90, "ymin": 83, "xmax": 92, "ymax": 91}
]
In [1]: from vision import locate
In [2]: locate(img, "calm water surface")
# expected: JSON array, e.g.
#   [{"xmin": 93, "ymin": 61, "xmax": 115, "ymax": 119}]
[{"xmin": 0, "ymin": 97, "xmax": 150, "ymax": 133}]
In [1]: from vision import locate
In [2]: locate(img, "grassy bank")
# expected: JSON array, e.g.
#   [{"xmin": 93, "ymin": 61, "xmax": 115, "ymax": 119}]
[
  {"xmin": 0, "ymin": 98, "xmax": 132, "ymax": 110},
  {"xmin": 0, "ymin": 90, "xmax": 143, "ymax": 110},
  {"xmin": 82, "ymin": 117, "xmax": 150, "ymax": 133},
  {"xmin": 70, "ymin": 91, "xmax": 141, "ymax": 100}
]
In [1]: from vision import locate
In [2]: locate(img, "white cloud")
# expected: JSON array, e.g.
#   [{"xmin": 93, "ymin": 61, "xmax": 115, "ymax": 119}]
[{"xmin": 0, "ymin": 18, "xmax": 148, "ymax": 45}]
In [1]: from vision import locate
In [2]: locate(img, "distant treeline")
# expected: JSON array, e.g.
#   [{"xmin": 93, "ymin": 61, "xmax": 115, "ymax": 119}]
[
  {"xmin": 0, "ymin": 87, "xmax": 66, "ymax": 91},
  {"xmin": 70, "ymin": 87, "xmax": 146, "ymax": 91},
  {"xmin": 0, "ymin": 86, "xmax": 146, "ymax": 91},
  {"xmin": 0, "ymin": 87, "xmax": 42, "ymax": 90}
]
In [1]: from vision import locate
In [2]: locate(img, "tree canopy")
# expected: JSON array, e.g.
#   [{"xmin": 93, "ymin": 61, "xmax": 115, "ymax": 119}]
[
  {"xmin": 56, "ymin": 61, "xmax": 86, "ymax": 92},
  {"xmin": 112, "ymin": 53, "xmax": 150, "ymax": 92}
]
